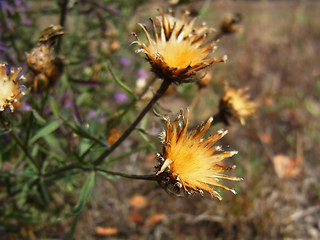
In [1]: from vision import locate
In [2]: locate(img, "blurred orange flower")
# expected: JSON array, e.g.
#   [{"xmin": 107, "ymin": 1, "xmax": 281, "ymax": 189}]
[
  {"xmin": 219, "ymin": 86, "xmax": 256, "ymax": 125},
  {"xmin": 156, "ymin": 109, "xmax": 242, "ymax": 200}
]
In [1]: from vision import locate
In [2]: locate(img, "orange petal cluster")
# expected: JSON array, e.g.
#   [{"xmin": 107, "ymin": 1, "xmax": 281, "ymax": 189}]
[
  {"xmin": 156, "ymin": 110, "xmax": 242, "ymax": 199},
  {"xmin": 219, "ymin": 86, "xmax": 256, "ymax": 125},
  {"xmin": 132, "ymin": 10, "xmax": 226, "ymax": 84}
]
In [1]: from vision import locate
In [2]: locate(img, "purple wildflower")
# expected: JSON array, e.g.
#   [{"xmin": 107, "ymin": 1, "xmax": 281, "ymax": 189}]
[
  {"xmin": 113, "ymin": 91, "xmax": 129, "ymax": 104},
  {"xmin": 119, "ymin": 57, "xmax": 131, "ymax": 67}
]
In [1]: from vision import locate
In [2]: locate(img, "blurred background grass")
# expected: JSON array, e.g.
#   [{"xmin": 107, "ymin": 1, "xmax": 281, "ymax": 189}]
[{"xmin": 0, "ymin": 0, "xmax": 319, "ymax": 239}]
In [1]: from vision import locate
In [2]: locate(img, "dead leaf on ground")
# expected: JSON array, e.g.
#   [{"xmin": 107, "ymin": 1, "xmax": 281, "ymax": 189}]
[
  {"xmin": 272, "ymin": 154, "xmax": 302, "ymax": 179},
  {"xmin": 130, "ymin": 194, "xmax": 148, "ymax": 209},
  {"xmin": 259, "ymin": 132, "xmax": 272, "ymax": 144},
  {"xmin": 146, "ymin": 213, "xmax": 166, "ymax": 227},
  {"xmin": 128, "ymin": 209, "xmax": 144, "ymax": 223},
  {"xmin": 95, "ymin": 226, "xmax": 118, "ymax": 236}
]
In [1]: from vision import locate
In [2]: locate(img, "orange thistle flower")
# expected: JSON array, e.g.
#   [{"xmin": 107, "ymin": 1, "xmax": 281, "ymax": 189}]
[
  {"xmin": 0, "ymin": 64, "xmax": 26, "ymax": 112},
  {"xmin": 219, "ymin": 86, "xmax": 256, "ymax": 125},
  {"xmin": 132, "ymin": 10, "xmax": 226, "ymax": 84},
  {"xmin": 155, "ymin": 109, "xmax": 242, "ymax": 199}
]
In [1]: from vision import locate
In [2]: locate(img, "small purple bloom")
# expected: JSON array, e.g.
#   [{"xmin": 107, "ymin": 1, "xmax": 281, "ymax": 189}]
[
  {"xmin": 113, "ymin": 91, "xmax": 129, "ymax": 104},
  {"xmin": 14, "ymin": 0, "xmax": 26, "ymax": 12},
  {"xmin": 20, "ymin": 103, "xmax": 32, "ymax": 111},
  {"xmin": 136, "ymin": 69, "xmax": 149, "ymax": 79},
  {"xmin": 87, "ymin": 109, "xmax": 98, "ymax": 119},
  {"xmin": 1, "ymin": 2, "xmax": 15, "ymax": 15},
  {"xmin": 23, "ymin": 18, "xmax": 32, "ymax": 26},
  {"xmin": 119, "ymin": 57, "xmax": 131, "ymax": 67},
  {"xmin": 87, "ymin": 109, "xmax": 106, "ymax": 123}
]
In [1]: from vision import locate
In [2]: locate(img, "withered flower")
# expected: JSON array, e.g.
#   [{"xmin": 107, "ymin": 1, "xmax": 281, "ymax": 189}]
[
  {"xmin": 155, "ymin": 109, "xmax": 242, "ymax": 200},
  {"xmin": 0, "ymin": 64, "xmax": 26, "ymax": 112},
  {"xmin": 220, "ymin": 13, "xmax": 242, "ymax": 35},
  {"xmin": 26, "ymin": 25, "xmax": 64, "ymax": 91},
  {"xmin": 219, "ymin": 86, "xmax": 256, "ymax": 125},
  {"xmin": 132, "ymin": 10, "xmax": 226, "ymax": 84},
  {"xmin": 38, "ymin": 25, "xmax": 64, "ymax": 46}
]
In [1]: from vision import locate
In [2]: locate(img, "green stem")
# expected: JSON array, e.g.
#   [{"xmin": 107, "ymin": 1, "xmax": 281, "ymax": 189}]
[
  {"xmin": 93, "ymin": 80, "xmax": 171, "ymax": 165},
  {"xmin": 56, "ymin": 0, "xmax": 69, "ymax": 54},
  {"xmin": 42, "ymin": 163, "xmax": 77, "ymax": 178}
]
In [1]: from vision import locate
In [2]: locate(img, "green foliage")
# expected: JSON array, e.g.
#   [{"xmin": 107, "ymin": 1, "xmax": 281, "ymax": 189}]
[{"xmin": 0, "ymin": 0, "xmax": 158, "ymax": 236}]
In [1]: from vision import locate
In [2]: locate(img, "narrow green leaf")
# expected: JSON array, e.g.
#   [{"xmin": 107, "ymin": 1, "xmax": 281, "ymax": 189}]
[
  {"xmin": 66, "ymin": 214, "xmax": 80, "ymax": 240},
  {"xmin": 31, "ymin": 109, "xmax": 47, "ymax": 125},
  {"xmin": 29, "ymin": 121, "xmax": 60, "ymax": 144},
  {"xmin": 70, "ymin": 171, "xmax": 96, "ymax": 215},
  {"xmin": 39, "ymin": 178, "xmax": 50, "ymax": 204},
  {"xmin": 49, "ymin": 96, "xmax": 60, "ymax": 118},
  {"xmin": 31, "ymin": 144, "xmax": 39, "ymax": 158},
  {"xmin": 105, "ymin": 62, "xmax": 137, "ymax": 99}
]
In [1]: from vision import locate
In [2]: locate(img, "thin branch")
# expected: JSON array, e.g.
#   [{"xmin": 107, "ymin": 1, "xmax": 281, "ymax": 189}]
[
  {"xmin": 93, "ymin": 80, "xmax": 171, "ymax": 165},
  {"xmin": 93, "ymin": 167, "xmax": 161, "ymax": 181}
]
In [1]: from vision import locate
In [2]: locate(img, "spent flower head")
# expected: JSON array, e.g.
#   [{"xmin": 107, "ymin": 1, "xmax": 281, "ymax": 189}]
[
  {"xmin": 155, "ymin": 109, "xmax": 242, "ymax": 200},
  {"xmin": 220, "ymin": 13, "xmax": 242, "ymax": 35},
  {"xmin": 132, "ymin": 10, "xmax": 226, "ymax": 84},
  {"xmin": 0, "ymin": 64, "xmax": 27, "ymax": 112},
  {"xmin": 26, "ymin": 25, "xmax": 64, "ymax": 91},
  {"xmin": 219, "ymin": 86, "xmax": 256, "ymax": 125}
]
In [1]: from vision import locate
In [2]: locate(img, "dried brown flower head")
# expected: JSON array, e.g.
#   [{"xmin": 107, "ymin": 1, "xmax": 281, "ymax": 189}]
[
  {"xmin": 132, "ymin": 10, "xmax": 226, "ymax": 84},
  {"xmin": 219, "ymin": 86, "xmax": 256, "ymax": 125},
  {"xmin": 0, "ymin": 64, "xmax": 26, "ymax": 112},
  {"xmin": 26, "ymin": 25, "xmax": 64, "ymax": 73},
  {"xmin": 26, "ymin": 25, "xmax": 65, "ymax": 91},
  {"xmin": 38, "ymin": 25, "xmax": 64, "ymax": 46},
  {"xmin": 26, "ymin": 44, "xmax": 52, "ymax": 73},
  {"xmin": 220, "ymin": 13, "xmax": 242, "ymax": 35},
  {"xmin": 155, "ymin": 109, "xmax": 242, "ymax": 199}
]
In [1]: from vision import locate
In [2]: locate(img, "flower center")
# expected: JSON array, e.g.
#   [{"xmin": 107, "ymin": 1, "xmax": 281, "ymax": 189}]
[
  {"xmin": 0, "ymin": 78, "xmax": 14, "ymax": 107},
  {"xmin": 151, "ymin": 40, "xmax": 207, "ymax": 69}
]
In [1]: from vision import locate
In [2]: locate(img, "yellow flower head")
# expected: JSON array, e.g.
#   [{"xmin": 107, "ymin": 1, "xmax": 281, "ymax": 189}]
[
  {"xmin": 0, "ymin": 64, "xmax": 26, "ymax": 112},
  {"xmin": 132, "ymin": 10, "xmax": 226, "ymax": 84},
  {"xmin": 156, "ymin": 109, "xmax": 242, "ymax": 200},
  {"xmin": 219, "ymin": 86, "xmax": 256, "ymax": 125}
]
